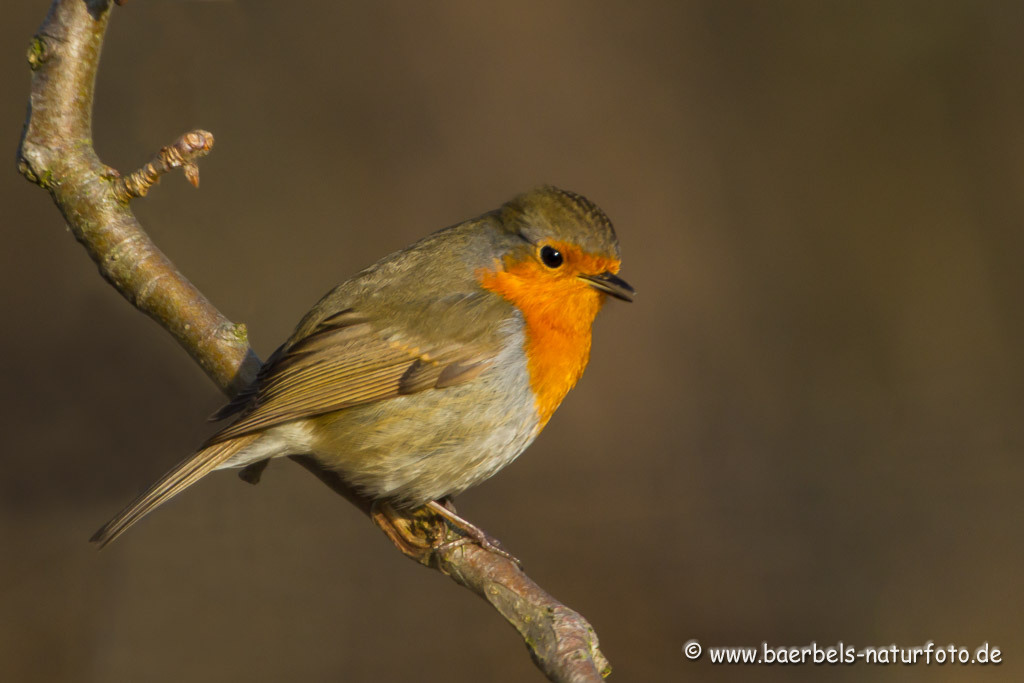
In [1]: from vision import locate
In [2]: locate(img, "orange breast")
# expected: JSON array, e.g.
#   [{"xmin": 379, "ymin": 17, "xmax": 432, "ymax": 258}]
[{"xmin": 478, "ymin": 249, "xmax": 617, "ymax": 427}]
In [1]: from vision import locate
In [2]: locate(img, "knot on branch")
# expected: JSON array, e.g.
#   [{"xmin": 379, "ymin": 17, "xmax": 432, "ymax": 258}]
[
  {"xmin": 113, "ymin": 129, "xmax": 214, "ymax": 203},
  {"xmin": 16, "ymin": 147, "xmax": 51, "ymax": 187}
]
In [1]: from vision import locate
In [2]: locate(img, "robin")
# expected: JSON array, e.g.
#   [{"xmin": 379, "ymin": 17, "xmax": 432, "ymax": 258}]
[{"xmin": 91, "ymin": 186, "xmax": 633, "ymax": 552}]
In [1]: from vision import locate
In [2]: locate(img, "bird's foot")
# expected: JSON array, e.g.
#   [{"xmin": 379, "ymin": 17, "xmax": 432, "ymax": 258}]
[{"xmin": 426, "ymin": 499, "xmax": 522, "ymax": 567}]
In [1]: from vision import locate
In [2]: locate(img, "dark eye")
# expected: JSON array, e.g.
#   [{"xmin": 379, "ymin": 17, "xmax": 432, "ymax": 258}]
[{"xmin": 540, "ymin": 245, "xmax": 563, "ymax": 268}]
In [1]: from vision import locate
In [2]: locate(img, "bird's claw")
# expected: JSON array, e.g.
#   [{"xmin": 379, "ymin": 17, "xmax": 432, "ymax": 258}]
[{"xmin": 426, "ymin": 499, "xmax": 523, "ymax": 567}]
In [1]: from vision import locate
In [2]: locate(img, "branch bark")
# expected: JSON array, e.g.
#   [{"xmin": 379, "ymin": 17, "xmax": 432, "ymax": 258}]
[{"xmin": 16, "ymin": 2, "xmax": 610, "ymax": 681}]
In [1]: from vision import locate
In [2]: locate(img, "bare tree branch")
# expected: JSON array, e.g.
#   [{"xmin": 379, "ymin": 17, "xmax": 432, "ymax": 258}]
[
  {"xmin": 18, "ymin": 0, "xmax": 258, "ymax": 395},
  {"xmin": 16, "ymin": 2, "xmax": 610, "ymax": 681}
]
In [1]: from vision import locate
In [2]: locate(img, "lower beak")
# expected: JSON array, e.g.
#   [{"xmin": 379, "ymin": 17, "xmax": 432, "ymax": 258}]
[{"xmin": 579, "ymin": 272, "xmax": 635, "ymax": 302}]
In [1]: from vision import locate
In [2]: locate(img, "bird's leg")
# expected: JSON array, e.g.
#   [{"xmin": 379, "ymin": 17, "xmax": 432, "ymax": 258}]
[
  {"xmin": 427, "ymin": 499, "xmax": 521, "ymax": 567},
  {"xmin": 369, "ymin": 498, "xmax": 522, "ymax": 567}
]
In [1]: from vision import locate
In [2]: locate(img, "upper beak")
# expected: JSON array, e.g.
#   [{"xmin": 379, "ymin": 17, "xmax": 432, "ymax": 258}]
[{"xmin": 579, "ymin": 271, "xmax": 635, "ymax": 302}]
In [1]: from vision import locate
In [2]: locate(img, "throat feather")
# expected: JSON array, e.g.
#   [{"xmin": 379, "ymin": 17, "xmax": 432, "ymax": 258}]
[
  {"xmin": 521, "ymin": 311, "xmax": 594, "ymax": 426},
  {"xmin": 478, "ymin": 264, "xmax": 603, "ymax": 426}
]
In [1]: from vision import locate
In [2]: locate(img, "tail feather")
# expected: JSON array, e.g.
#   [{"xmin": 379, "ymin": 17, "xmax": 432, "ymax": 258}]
[{"xmin": 91, "ymin": 435, "xmax": 258, "ymax": 548}]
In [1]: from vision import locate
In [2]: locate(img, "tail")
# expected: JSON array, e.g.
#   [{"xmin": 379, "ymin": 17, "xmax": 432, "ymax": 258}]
[{"xmin": 91, "ymin": 434, "xmax": 259, "ymax": 548}]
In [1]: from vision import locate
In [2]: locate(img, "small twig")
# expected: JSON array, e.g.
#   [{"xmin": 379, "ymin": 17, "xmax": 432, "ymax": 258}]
[
  {"xmin": 17, "ymin": 2, "xmax": 610, "ymax": 681},
  {"xmin": 112, "ymin": 129, "xmax": 214, "ymax": 202}
]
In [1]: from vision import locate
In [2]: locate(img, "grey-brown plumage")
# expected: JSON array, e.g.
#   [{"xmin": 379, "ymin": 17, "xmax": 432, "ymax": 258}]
[{"xmin": 91, "ymin": 187, "xmax": 631, "ymax": 548}]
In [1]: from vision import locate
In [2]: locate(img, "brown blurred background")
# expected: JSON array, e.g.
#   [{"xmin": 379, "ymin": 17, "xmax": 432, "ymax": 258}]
[{"xmin": 3, "ymin": 2, "xmax": 1022, "ymax": 681}]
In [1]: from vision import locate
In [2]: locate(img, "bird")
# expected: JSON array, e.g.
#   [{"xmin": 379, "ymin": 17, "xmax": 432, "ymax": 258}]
[{"xmin": 91, "ymin": 186, "xmax": 633, "ymax": 552}]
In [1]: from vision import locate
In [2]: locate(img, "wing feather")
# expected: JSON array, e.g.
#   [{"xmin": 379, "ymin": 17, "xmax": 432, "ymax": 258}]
[{"xmin": 208, "ymin": 303, "xmax": 504, "ymax": 442}]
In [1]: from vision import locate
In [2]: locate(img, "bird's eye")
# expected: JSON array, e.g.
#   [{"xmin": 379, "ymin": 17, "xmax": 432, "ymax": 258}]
[{"xmin": 540, "ymin": 245, "xmax": 564, "ymax": 268}]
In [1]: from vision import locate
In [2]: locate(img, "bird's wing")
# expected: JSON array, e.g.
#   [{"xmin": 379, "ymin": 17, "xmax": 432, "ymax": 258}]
[{"xmin": 208, "ymin": 304, "xmax": 502, "ymax": 443}]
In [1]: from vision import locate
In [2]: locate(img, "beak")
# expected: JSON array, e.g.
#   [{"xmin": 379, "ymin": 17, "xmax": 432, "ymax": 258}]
[{"xmin": 579, "ymin": 271, "xmax": 635, "ymax": 302}]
